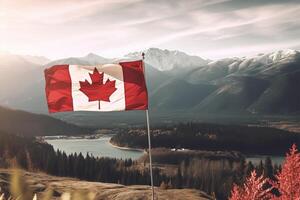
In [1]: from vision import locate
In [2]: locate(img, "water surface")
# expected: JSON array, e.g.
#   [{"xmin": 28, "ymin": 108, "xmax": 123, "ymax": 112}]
[
  {"xmin": 46, "ymin": 137, "xmax": 144, "ymax": 160},
  {"xmin": 46, "ymin": 137, "xmax": 285, "ymax": 164}
]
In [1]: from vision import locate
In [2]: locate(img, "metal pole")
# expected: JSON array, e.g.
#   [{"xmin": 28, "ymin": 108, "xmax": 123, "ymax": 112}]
[
  {"xmin": 142, "ymin": 52, "xmax": 155, "ymax": 200},
  {"xmin": 146, "ymin": 109, "xmax": 155, "ymax": 200}
]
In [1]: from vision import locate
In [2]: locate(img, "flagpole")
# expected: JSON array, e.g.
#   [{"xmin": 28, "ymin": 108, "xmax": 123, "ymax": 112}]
[{"xmin": 142, "ymin": 52, "xmax": 155, "ymax": 200}]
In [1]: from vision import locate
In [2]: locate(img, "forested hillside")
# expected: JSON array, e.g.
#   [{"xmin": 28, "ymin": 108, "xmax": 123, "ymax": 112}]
[{"xmin": 0, "ymin": 106, "xmax": 92, "ymax": 136}]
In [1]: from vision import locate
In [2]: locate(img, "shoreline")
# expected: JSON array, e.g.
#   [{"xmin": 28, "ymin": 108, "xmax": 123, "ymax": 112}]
[{"xmin": 109, "ymin": 141, "xmax": 147, "ymax": 153}]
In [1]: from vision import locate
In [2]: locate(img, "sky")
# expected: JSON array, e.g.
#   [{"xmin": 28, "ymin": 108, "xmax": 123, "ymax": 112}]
[{"xmin": 1, "ymin": 0, "xmax": 300, "ymax": 60}]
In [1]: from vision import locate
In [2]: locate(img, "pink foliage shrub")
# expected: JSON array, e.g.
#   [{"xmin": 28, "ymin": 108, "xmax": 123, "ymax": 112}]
[
  {"xmin": 229, "ymin": 171, "xmax": 271, "ymax": 200},
  {"xmin": 271, "ymin": 144, "xmax": 300, "ymax": 200},
  {"xmin": 229, "ymin": 144, "xmax": 300, "ymax": 200}
]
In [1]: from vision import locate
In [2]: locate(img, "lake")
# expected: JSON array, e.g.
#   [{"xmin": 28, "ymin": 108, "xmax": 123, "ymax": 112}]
[
  {"xmin": 46, "ymin": 137, "xmax": 285, "ymax": 165},
  {"xmin": 46, "ymin": 136, "xmax": 144, "ymax": 160}
]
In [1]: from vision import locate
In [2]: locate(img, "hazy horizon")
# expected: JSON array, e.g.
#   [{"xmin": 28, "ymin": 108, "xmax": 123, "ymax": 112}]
[
  {"xmin": 1, "ymin": 0, "xmax": 300, "ymax": 60},
  {"xmin": 1, "ymin": 46, "xmax": 299, "ymax": 62}
]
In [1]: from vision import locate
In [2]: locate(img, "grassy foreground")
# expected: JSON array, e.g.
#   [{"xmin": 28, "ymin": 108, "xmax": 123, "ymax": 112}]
[{"xmin": 0, "ymin": 169, "xmax": 212, "ymax": 200}]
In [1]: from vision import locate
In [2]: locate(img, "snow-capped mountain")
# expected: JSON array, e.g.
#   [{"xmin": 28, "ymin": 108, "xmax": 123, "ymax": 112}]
[
  {"xmin": 185, "ymin": 49, "xmax": 300, "ymax": 84},
  {"xmin": 125, "ymin": 48, "xmax": 209, "ymax": 71},
  {"xmin": 80, "ymin": 53, "xmax": 112, "ymax": 64},
  {"xmin": 45, "ymin": 53, "xmax": 112, "ymax": 67},
  {"xmin": 230, "ymin": 49, "xmax": 299, "ymax": 74},
  {"xmin": 255, "ymin": 49, "xmax": 298, "ymax": 64}
]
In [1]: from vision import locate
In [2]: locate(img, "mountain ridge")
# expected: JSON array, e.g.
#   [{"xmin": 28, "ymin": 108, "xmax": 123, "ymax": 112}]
[{"xmin": 125, "ymin": 48, "xmax": 209, "ymax": 71}]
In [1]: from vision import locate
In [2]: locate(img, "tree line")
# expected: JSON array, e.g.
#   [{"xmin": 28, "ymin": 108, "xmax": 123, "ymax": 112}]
[
  {"xmin": 111, "ymin": 122, "xmax": 300, "ymax": 155},
  {"xmin": 0, "ymin": 131, "xmax": 282, "ymax": 199}
]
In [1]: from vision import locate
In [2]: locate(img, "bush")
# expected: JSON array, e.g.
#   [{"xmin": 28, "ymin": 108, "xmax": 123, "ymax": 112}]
[{"xmin": 229, "ymin": 144, "xmax": 300, "ymax": 200}]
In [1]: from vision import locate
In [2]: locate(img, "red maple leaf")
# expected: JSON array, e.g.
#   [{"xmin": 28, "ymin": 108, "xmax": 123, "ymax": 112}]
[{"xmin": 79, "ymin": 68, "xmax": 117, "ymax": 109}]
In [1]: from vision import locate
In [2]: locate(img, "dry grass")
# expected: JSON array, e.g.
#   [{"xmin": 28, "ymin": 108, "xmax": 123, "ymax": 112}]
[{"xmin": 0, "ymin": 169, "xmax": 212, "ymax": 200}]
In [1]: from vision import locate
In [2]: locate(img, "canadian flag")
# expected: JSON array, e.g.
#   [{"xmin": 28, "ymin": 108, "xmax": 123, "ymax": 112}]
[{"xmin": 44, "ymin": 60, "xmax": 148, "ymax": 113}]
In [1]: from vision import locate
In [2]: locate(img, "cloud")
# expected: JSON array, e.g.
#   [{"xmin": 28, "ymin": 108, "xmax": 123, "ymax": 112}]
[{"xmin": 1, "ymin": 0, "xmax": 300, "ymax": 59}]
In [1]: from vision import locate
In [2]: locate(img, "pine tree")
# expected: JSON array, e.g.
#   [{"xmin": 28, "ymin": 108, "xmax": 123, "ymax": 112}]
[
  {"xmin": 175, "ymin": 166, "xmax": 182, "ymax": 189},
  {"xmin": 256, "ymin": 160, "xmax": 264, "ymax": 176},
  {"xmin": 264, "ymin": 157, "xmax": 274, "ymax": 179},
  {"xmin": 245, "ymin": 161, "xmax": 254, "ymax": 177},
  {"xmin": 234, "ymin": 158, "xmax": 246, "ymax": 185}
]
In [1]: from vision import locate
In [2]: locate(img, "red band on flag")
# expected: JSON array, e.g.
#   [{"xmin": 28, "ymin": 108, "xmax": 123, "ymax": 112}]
[
  {"xmin": 44, "ymin": 65, "xmax": 73, "ymax": 113},
  {"xmin": 120, "ymin": 60, "xmax": 148, "ymax": 110}
]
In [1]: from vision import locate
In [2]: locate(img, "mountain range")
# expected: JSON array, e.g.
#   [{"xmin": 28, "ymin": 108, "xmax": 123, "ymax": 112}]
[{"xmin": 0, "ymin": 48, "xmax": 300, "ymax": 126}]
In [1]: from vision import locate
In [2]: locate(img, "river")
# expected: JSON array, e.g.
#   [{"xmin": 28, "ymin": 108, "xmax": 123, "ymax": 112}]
[
  {"xmin": 46, "ymin": 137, "xmax": 285, "ymax": 164},
  {"xmin": 46, "ymin": 136, "xmax": 144, "ymax": 160}
]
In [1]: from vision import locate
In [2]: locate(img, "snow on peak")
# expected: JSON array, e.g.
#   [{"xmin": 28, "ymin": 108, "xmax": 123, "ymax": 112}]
[
  {"xmin": 267, "ymin": 49, "xmax": 298, "ymax": 62},
  {"xmin": 125, "ymin": 48, "xmax": 209, "ymax": 71},
  {"xmin": 247, "ymin": 49, "xmax": 298, "ymax": 65},
  {"xmin": 82, "ymin": 53, "xmax": 111, "ymax": 64},
  {"xmin": 193, "ymin": 49, "xmax": 299, "ymax": 77}
]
